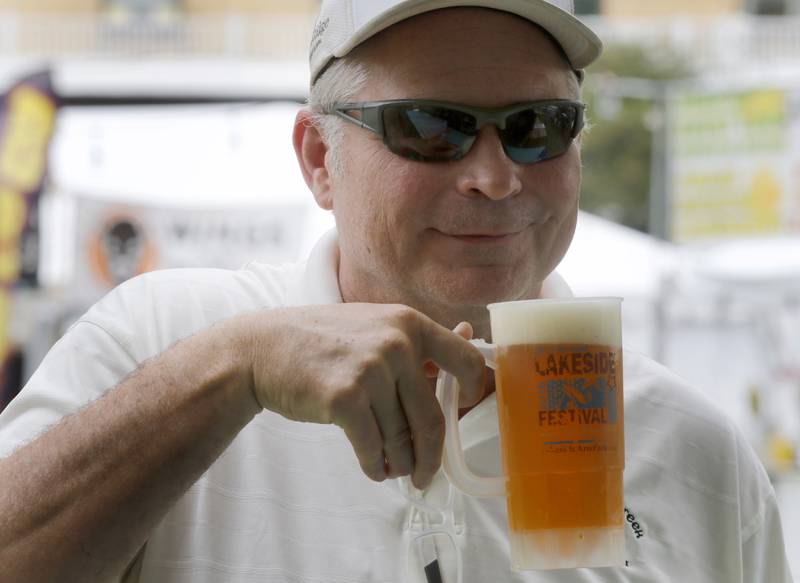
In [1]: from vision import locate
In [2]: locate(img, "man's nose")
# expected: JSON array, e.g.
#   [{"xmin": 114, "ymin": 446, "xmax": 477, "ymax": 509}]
[{"xmin": 455, "ymin": 126, "xmax": 523, "ymax": 201}]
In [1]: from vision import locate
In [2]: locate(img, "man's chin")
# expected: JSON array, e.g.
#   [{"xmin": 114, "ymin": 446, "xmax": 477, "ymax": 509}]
[{"xmin": 421, "ymin": 269, "xmax": 537, "ymax": 308}]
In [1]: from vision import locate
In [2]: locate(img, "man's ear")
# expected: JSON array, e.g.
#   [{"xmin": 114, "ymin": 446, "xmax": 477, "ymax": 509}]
[{"xmin": 293, "ymin": 109, "xmax": 334, "ymax": 210}]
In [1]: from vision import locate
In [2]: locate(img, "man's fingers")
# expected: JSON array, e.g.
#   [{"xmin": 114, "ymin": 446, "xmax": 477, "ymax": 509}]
[
  {"xmin": 450, "ymin": 321, "xmax": 486, "ymax": 408},
  {"xmin": 420, "ymin": 320, "xmax": 485, "ymax": 409},
  {"xmin": 452, "ymin": 321, "xmax": 473, "ymax": 340},
  {"xmin": 324, "ymin": 310, "xmax": 485, "ymax": 486},
  {"xmin": 334, "ymin": 403, "xmax": 387, "ymax": 483},
  {"xmin": 397, "ymin": 368, "xmax": 445, "ymax": 489},
  {"xmin": 369, "ymin": 378, "xmax": 414, "ymax": 479},
  {"xmin": 423, "ymin": 361, "xmax": 439, "ymax": 378}
]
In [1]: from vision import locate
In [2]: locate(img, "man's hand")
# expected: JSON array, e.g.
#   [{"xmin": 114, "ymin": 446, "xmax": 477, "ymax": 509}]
[{"xmin": 235, "ymin": 304, "xmax": 485, "ymax": 490}]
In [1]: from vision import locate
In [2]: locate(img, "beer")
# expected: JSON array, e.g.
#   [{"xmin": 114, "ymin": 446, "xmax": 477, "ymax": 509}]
[{"xmin": 489, "ymin": 298, "xmax": 625, "ymax": 570}]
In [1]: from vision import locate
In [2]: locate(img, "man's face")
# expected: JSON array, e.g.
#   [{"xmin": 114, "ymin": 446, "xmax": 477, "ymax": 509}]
[{"xmin": 328, "ymin": 8, "xmax": 582, "ymax": 328}]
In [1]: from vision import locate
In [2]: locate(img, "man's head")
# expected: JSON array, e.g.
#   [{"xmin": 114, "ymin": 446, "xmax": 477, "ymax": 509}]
[{"xmin": 293, "ymin": 1, "xmax": 602, "ymax": 337}]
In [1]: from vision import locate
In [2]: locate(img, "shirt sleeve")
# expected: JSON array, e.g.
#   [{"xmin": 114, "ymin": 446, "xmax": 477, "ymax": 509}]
[
  {"xmin": 0, "ymin": 266, "xmax": 274, "ymax": 460},
  {"xmin": 0, "ymin": 318, "xmax": 138, "ymax": 459},
  {"xmin": 741, "ymin": 492, "xmax": 794, "ymax": 583},
  {"xmin": 735, "ymin": 417, "xmax": 795, "ymax": 583}
]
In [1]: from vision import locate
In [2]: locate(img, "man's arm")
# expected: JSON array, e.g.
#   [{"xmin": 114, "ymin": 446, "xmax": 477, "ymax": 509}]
[
  {"xmin": 0, "ymin": 319, "xmax": 259, "ymax": 582},
  {"xmin": 0, "ymin": 304, "xmax": 484, "ymax": 582}
]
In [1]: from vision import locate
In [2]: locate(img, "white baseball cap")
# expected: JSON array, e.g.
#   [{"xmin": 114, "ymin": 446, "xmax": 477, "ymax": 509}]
[{"xmin": 309, "ymin": 0, "xmax": 603, "ymax": 83}]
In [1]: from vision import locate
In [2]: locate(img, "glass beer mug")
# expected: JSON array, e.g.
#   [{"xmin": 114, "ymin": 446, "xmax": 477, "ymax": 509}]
[{"xmin": 437, "ymin": 298, "xmax": 626, "ymax": 570}]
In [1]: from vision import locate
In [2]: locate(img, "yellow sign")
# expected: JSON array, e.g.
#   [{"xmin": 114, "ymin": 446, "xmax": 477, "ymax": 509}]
[
  {"xmin": 0, "ymin": 187, "xmax": 28, "ymax": 285},
  {"xmin": 674, "ymin": 166, "xmax": 783, "ymax": 240},
  {"xmin": 0, "ymin": 289, "xmax": 8, "ymax": 374},
  {"xmin": 0, "ymin": 188, "xmax": 26, "ymax": 244},
  {"xmin": 0, "ymin": 86, "xmax": 57, "ymax": 192}
]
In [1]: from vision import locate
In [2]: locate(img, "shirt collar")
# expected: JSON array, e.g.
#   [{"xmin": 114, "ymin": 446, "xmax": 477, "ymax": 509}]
[{"xmin": 296, "ymin": 228, "xmax": 343, "ymax": 305}]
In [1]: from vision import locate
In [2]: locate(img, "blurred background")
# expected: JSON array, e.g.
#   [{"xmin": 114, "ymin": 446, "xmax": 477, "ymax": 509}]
[{"xmin": 1, "ymin": 0, "xmax": 799, "ymax": 575}]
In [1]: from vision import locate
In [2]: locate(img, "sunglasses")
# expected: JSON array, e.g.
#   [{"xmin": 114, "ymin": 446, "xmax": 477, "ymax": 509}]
[{"xmin": 329, "ymin": 99, "xmax": 585, "ymax": 164}]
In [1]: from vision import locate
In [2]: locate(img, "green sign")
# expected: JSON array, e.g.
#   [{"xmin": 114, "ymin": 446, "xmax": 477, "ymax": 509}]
[{"xmin": 671, "ymin": 88, "xmax": 790, "ymax": 242}]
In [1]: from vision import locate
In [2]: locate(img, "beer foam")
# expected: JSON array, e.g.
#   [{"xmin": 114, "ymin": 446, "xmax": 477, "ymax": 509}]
[{"xmin": 488, "ymin": 298, "xmax": 622, "ymax": 347}]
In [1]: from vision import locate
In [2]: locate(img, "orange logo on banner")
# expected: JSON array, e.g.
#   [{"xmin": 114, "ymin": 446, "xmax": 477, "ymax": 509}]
[{"xmin": 88, "ymin": 213, "xmax": 158, "ymax": 288}]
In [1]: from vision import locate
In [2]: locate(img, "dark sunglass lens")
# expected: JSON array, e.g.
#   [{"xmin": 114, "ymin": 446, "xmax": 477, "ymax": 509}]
[
  {"xmin": 503, "ymin": 104, "xmax": 579, "ymax": 164},
  {"xmin": 382, "ymin": 105, "xmax": 477, "ymax": 161}
]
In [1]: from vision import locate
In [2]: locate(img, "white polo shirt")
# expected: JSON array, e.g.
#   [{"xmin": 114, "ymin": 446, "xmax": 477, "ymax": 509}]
[{"xmin": 0, "ymin": 230, "xmax": 792, "ymax": 582}]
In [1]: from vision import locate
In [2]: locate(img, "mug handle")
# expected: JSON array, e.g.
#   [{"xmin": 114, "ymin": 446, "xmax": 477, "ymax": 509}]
[{"xmin": 437, "ymin": 339, "xmax": 506, "ymax": 498}]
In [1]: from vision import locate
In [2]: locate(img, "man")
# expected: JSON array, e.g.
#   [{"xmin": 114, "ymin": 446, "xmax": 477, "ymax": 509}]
[{"xmin": 0, "ymin": 1, "xmax": 792, "ymax": 582}]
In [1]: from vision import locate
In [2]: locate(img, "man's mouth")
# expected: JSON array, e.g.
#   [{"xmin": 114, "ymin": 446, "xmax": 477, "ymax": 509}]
[{"xmin": 435, "ymin": 229, "xmax": 524, "ymax": 244}]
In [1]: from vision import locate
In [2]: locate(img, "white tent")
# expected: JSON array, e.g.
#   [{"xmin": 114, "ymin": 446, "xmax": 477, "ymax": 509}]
[
  {"xmin": 559, "ymin": 211, "xmax": 677, "ymax": 299},
  {"xmin": 41, "ymin": 101, "xmax": 335, "ymax": 286}
]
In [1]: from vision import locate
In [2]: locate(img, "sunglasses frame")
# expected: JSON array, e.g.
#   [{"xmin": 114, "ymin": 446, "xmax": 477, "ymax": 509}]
[{"xmin": 329, "ymin": 99, "xmax": 586, "ymax": 163}]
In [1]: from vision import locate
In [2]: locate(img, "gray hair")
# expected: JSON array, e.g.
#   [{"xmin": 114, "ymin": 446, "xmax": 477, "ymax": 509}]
[
  {"xmin": 308, "ymin": 58, "xmax": 370, "ymax": 177},
  {"xmin": 308, "ymin": 56, "xmax": 583, "ymax": 175}
]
